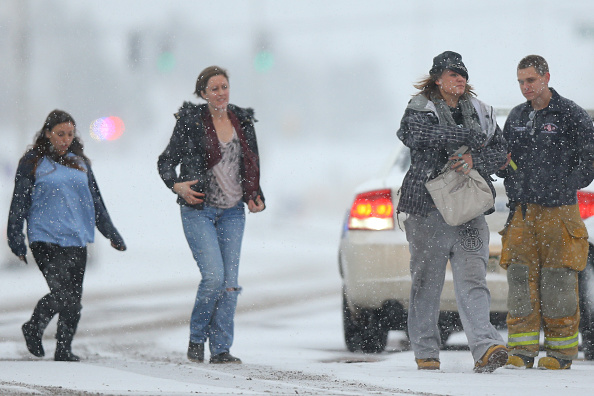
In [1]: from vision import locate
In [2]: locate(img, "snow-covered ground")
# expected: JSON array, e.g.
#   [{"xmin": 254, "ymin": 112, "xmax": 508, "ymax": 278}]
[
  {"xmin": 2, "ymin": 140, "xmax": 594, "ymax": 395},
  {"xmin": 2, "ymin": 217, "xmax": 594, "ymax": 395}
]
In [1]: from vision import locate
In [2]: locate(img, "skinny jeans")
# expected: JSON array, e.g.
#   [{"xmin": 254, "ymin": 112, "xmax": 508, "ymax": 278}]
[
  {"xmin": 404, "ymin": 210, "xmax": 504, "ymax": 362},
  {"xmin": 181, "ymin": 202, "xmax": 245, "ymax": 355}
]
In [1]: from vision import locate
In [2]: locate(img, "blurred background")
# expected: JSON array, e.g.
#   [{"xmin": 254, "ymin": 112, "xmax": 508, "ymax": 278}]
[{"xmin": 2, "ymin": 0, "xmax": 594, "ymax": 269}]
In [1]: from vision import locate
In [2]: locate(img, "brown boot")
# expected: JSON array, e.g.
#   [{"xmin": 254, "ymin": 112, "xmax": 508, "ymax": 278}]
[
  {"xmin": 474, "ymin": 344, "xmax": 508, "ymax": 373},
  {"xmin": 415, "ymin": 358, "xmax": 440, "ymax": 370},
  {"xmin": 505, "ymin": 354, "xmax": 534, "ymax": 369},
  {"xmin": 537, "ymin": 356, "xmax": 572, "ymax": 370}
]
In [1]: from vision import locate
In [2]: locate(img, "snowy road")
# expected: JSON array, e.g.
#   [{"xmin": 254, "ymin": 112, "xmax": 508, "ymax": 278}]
[
  {"xmin": 2, "ymin": 144, "xmax": 594, "ymax": 395},
  {"xmin": 3, "ymin": 281, "xmax": 594, "ymax": 395},
  {"xmin": 3, "ymin": 219, "xmax": 594, "ymax": 395}
]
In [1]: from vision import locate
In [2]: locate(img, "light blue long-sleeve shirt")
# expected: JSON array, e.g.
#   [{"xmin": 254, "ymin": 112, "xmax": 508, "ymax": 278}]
[{"xmin": 27, "ymin": 156, "xmax": 95, "ymax": 247}]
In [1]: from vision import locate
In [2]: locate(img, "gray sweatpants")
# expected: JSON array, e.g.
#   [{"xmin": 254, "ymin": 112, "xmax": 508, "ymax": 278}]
[{"xmin": 403, "ymin": 210, "xmax": 504, "ymax": 362}]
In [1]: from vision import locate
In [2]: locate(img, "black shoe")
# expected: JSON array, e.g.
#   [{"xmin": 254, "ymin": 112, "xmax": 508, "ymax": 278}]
[
  {"xmin": 54, "ymin": 349, "xmax": 80, "ymax": 362},
  {"xmin": 22, "ymin": 321, "xmax": 44, "ymax": 357},
  {"xmin": 187, "ymin": 341, "xmax": 204, "ymax": 363},
  {"xmin": 209, "ymin": 352, "xmax": 242, "ymax": 364}
]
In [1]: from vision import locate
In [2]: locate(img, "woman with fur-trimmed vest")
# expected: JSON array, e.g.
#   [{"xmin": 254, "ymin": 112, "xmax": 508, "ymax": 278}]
[{"xmin": 158, "ymin": 66, "xmax": 264, "ymax": 365}]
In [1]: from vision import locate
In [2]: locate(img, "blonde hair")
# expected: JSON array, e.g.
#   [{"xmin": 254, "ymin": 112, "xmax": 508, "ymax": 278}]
[{"xmin": 413, "ymin": 74, "xmax": 475, "ymax": 99}]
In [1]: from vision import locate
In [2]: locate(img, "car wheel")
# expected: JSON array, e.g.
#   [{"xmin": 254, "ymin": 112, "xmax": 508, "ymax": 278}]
[
  {"xmin": 579, "ymin": 248, "xmax": 594, "ymax": 360},
  {"xmin": 343, "ymin": 291, "xmax": 388, "ymax": 353}
]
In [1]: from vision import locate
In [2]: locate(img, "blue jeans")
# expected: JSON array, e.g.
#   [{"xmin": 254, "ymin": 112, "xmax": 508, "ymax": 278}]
[{"xmin": 181, "ymin": 202, "xmax": 245, "ymax": 355}]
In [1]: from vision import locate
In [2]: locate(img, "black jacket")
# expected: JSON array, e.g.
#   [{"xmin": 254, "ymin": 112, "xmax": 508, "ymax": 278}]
[
  {"xmin": 157, "ymin": 102, "xmax": 264, "ymax": 209},
  {"xmin": 7, "ymin": 151, "xmax": 125, "ymax": 258},
  {"xmin": 497, "ymin": 88, "xmax": 594, "ymax": 206}
]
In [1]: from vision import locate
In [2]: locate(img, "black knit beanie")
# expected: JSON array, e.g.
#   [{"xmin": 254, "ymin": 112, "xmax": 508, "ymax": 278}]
[{"xmin": 429, "ymin": 51, "xmax": 468, "ymax": 80}]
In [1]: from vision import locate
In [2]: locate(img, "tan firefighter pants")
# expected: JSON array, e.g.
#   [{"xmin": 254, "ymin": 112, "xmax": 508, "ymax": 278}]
[{"xmin": 499, "ymin": 203, "xmax": 588, "ymax": 360}]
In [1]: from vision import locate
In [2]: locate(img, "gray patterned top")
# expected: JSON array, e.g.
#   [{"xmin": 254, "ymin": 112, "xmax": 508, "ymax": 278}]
[{"xmin": 205, "ymin": 130, "xmax": 243, "ymax": 208}]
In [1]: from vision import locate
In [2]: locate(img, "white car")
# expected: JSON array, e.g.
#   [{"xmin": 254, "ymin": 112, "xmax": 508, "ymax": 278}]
[{"xmin": 339, "ymin": 136, "xmax": 594, "ymax": 358}]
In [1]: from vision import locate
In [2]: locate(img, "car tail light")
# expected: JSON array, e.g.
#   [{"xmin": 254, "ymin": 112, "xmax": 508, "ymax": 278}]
[
  {"xmin": 577, "ymin": 191, "xmax": 594, "ymax": 219},
  {"xmin": 348, "ymin": 189, "xmax": 394, "ymax": 230}
]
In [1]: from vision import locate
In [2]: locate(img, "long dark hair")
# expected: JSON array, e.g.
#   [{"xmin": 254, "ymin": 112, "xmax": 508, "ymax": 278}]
[{"xmin": 28, "ymin": 109, "xmax": 89, "ymax": 172}]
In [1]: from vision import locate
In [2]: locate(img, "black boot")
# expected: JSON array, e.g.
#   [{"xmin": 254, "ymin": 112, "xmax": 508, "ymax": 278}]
[
  {"xmin": 54, "ymin": 346, "xmax": 80, "ymax": 362},
  {"xmin": 187, "ymin": 341, "xmax": 204, "ymax": 363},
  {"xmin": 54, "ymin": 347, "xmax": 80, "ymax": 362},
  {"xmin": 54, "ymin": 308, "xmax": 80, "ymax": 362},
  {"xmin": 22, "ymin": 321, "xmax": 44, "ymax": 357},
  {"xmin": 21, "ymin": 299, "xmax": 55, "ymax": 358},
  {"xmin": 209, "ymin": 352, "xmax": 242, "ymax": 364}
]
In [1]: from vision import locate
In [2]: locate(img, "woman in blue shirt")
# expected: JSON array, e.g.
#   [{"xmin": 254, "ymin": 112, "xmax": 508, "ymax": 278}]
[{"xmin": 7, "ymin": 110, "xmax": 126, "ymax": 361}]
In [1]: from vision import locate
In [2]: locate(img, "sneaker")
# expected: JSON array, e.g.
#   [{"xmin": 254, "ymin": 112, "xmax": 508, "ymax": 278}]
[
  {"xmin": 505, "ymin": 355, "xmax": 534, "ymax": 369},
  {"xmin": 22, "ymin": 321, "xmax": 44, "ymax": 358},
  {"xmin": 474, "ymin": 344, "xmax": 508, "ymax": 373},
  {"xmin": 415, "ymin": 358, "xmax": 440, "ymax": 370},
  {"xmin": 537, "ymin": 356, "xmax": 572, "ymax": 370},
  {"xmin": 187, "ymin": 341, "xmax": 204, "ymax": 363},
  {"xmin": 209, "ymin": 352, "xmax": 242, "ymax": 364}
]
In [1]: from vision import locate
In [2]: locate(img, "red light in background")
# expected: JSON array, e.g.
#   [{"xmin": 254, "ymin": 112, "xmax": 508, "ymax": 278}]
[
  {"xmin": 90, "ymin": 116, "xmax": 125, "ymax": 141},
  {"xmin": 578, "ymin": 190, "xmax": 594, "ymax": 219}
]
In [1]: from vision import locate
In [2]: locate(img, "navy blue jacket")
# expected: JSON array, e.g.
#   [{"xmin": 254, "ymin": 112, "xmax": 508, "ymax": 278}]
[
  {"xmin": 497, "ymin": 88, "xmax": 594, "ymax": 206},
  {"xmin": 7, "ymin": 151, "xmax": 125, "ymax": 258}
]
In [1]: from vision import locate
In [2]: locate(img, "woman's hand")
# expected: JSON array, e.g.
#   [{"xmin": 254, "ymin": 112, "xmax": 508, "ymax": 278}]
[
  {"xmin": 19, "ymin": 255, "xmax": 28, "ymax": 264},
  {"xmin": 450, "ymin": 153, "xmax": 473, "ymax": 175},
  {"xmin": 173, "ymin": 180, "xmax": 205, "ymax": 205},
  {"xmin": 248, "ymin": 195, "xmax": 265, "ymax": 213},
  {"xmin": 111, "ymin": 241, "xmax": 127, "ymax": 251}
]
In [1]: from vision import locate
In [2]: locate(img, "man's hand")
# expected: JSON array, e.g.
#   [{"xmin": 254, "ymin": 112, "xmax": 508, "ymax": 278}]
[{"xmin": 500, "ymin": 153, "xmax": 512, "ymax": 170}]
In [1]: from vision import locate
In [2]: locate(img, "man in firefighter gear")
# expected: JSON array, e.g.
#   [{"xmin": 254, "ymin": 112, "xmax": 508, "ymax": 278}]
[{"xmin": 498, "ymin": 55, "xmax": 594, "ymax": 370}]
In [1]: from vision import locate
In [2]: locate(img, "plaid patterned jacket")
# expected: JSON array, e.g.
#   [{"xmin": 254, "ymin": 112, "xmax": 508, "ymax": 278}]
[{"xmin": 396, "ymin": 94, "xmax": 508, "ymax": 217}]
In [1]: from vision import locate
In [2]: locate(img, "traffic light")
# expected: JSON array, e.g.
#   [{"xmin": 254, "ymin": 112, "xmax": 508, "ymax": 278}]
[
  {"xmin": 254, "ymin": 33, "xmax": 274, "ymax": 73},
  {"xmin": 254, "ymin": 49, "xmax": 274, "ymax": 73},
  {"xmin": 157, "ymin": 36, "xmax": 176, "ymax": 73},
  {"xmin": 157, "ymin": 51, "xmax": 176, "ymax": 73}
]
